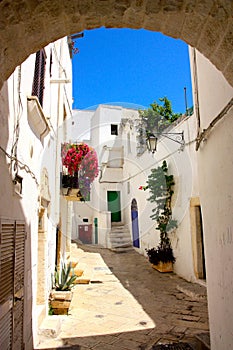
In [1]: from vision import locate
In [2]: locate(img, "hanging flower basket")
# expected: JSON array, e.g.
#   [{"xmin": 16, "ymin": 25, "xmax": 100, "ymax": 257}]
[{"xmin": 61, "ymin": 142, "xmax": 99, "ymax": 201}]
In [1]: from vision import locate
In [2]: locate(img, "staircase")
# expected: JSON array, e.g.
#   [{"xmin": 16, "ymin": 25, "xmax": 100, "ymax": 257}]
[{"xmin": 108, "ymin": 224, "xmax": 133, "ymax": 253}]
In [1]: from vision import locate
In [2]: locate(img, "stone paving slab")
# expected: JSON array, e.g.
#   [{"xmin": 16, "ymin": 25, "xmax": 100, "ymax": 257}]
[{"xmin": 35, "ymin": 244, "xmax": 209, "ymax": 350}]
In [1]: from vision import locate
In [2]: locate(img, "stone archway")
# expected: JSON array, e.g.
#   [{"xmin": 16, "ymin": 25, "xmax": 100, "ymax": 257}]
[
  {"xmin": 0, "ymin": 2, "xmax": 233, "ymax": 349},
  {"xmin": 0, "ymin": 1, "xmax": 232, "ymax": 89}
]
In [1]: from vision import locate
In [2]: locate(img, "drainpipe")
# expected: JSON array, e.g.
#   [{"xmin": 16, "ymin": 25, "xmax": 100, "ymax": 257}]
[
  {"xmin": 54, "ymin": 40, "xmax": 64, "ymax": 225},
  {"xmin": 191, "ymin": 47, "xmax": 201, "ymax": 150}
]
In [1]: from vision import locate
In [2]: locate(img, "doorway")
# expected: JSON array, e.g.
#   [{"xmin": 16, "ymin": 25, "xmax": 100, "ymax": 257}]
[
  {"xmin": 131, "ymin": 199, "xmax": 140, "ymax": 248},
  {"xmin": 107, "ymin": 191, "xmax": 121, "ymax": 222},
  {"xmin": 190, "ymin": 198, "xmax": 206, "ymax": 280},
  {"xmin": 194, "ymin": 205, "xmax": 206, "ymax": 279}
]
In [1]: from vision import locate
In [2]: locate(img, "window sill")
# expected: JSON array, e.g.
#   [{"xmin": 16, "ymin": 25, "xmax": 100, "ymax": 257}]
[{"xmin": 27, "ymin": 96, "xmax": 50, "ymax": 143}]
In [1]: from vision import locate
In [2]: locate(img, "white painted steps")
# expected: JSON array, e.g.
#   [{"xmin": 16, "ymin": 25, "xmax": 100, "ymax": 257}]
[{"xmin": 108, "ymin": 224, "xmax": 133, "ymax": 253}]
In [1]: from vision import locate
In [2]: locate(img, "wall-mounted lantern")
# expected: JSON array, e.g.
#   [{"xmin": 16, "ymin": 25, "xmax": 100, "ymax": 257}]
[{"xmin": 146, "ymin": 131, "xmax": 185, "ymax": 153}]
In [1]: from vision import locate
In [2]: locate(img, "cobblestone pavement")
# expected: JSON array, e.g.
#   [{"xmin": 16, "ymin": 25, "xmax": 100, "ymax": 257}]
[{"xmin": 36, "ymin": 244, "xmax": 209, "ymax": 350}]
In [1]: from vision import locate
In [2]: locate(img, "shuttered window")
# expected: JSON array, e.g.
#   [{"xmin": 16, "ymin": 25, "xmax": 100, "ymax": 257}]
[
  {"xmin": 0, "ymin": 221, "xmax": 15, "ymax": 304},
  {"xmin": 32, "ymin": 49, "xmax": 46, "ymax": 107},
  {"xmin": 0, "ymin": 219, "xmax": 26, "ymax": 350},
  {"xmin": 0, "ymin": 220, "xmax": 14, "ymax": 350}
]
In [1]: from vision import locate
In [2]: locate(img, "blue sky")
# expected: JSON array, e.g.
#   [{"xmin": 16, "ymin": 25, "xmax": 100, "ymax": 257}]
[{"xmin": 72, "ymin": 28, "xmax": 193, "ymax": 114}]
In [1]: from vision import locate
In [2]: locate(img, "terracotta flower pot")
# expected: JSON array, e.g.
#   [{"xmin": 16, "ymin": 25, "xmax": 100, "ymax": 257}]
[
  {"xmin": 50, "ymin": 290, "xmax": 73, "ymax": 315},
  {"xmin": 152, "ymin": 261, "xmax": 173, "ymax": 273}
]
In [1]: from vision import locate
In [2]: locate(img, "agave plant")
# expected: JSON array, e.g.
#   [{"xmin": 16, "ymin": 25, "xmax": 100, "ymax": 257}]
[{"xmin": 53, "ymin": 262, "xmax": 77, "ymax": 291}]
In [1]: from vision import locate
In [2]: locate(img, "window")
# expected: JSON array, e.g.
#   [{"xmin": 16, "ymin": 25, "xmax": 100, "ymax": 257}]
[
  {"xmin": 32, "ymin": 49, "xmax": 46, "ymax": 107},
  {"xmin": 111, "ymin": 124, "xmax": 118, "ymax": 135}
]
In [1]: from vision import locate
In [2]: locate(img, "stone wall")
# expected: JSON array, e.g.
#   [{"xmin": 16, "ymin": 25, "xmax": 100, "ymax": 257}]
[{"xmin": 0, "ymin": 0, "xmax": 232, "ymax": 88}]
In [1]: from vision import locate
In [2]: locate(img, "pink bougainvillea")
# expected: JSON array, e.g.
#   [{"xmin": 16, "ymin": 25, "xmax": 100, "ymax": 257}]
[
  {"xmin": 62, "ymin": 143, "xmax": 90, "ymax": 176},
  {"xmin": 61, "ymin": 143, "xmax": 99, "ymax": 182},
  {"xmin": 79, "ymin": 149, "xmax": 99, "ymax": 182}
]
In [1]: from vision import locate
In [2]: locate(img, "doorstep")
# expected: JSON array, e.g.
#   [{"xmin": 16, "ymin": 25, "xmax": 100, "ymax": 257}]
[{"xmin": 38, "ymin": 316, "xmax": 63, "ymax": 338}]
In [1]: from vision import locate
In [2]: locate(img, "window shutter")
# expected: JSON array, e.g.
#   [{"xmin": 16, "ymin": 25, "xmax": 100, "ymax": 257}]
[
  {"xmin": 32, "ymin": 49, "xmax": 46, "ymax": 107},
  {"xmin": 0, "ymin": 219, "xmax": 26, "ymax": 350},
  {"xmin": 0, "ymin": 219, "xmax": 15, "ymax": 349},
  {"xmin": 12, "ymin": 221, "xmax": 25, "ymax": 350}
]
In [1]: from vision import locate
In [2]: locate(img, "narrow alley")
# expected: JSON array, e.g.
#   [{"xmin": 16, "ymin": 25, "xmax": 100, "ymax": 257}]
[{"xmin": 36, "ymin": 244, "xmax": 209, "ymax": 350}]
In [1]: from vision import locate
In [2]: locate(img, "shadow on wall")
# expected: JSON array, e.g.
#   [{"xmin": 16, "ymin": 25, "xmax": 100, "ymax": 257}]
[{"xmin": 0, "ymin": 81, "xmax": 33, "ymax": 348}]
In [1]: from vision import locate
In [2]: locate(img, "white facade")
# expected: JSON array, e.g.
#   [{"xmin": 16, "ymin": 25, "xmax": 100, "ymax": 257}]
[
  {"xmin": 189, "ymin": 48, "xmax": 233, "ymax": 350},
  {"xmin": 68, "ymin": 104, "xmax": 200, "ymax": 283},
  {"xmin": 0, "ymin": 37, "xmax": 73, "ymax": 348}
]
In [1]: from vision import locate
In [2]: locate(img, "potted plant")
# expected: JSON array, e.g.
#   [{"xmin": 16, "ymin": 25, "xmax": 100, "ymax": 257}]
[
  {"xmin": 144, "ymin": 160, "xmax": 177, "ymax": 272},
  {"xmin": 50, "ymin": 262, "xmax": 77, "ymax": 315},
  {"xmin": 61, "ymin": 142, "xmax": 99, "ymax": 201},
  {"xmin": 146, "ymin": 244, "xmax": 175, "ymax": 272}
]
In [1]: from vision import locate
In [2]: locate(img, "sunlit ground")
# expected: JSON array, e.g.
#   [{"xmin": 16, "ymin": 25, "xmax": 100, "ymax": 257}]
[{"xmin": 36, "ymin": 246, "xmax": 155, "ymax": 348}]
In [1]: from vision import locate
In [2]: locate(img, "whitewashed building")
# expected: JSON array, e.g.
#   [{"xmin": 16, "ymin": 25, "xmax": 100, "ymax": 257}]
[
  {"xmin": 189, "ymin": 47, "xmax": 233, "ymax": 349},
  {"xmin": 67, "ymin": 47, "xmax": 233, "ymax": 349},
  {"xmin": 67, "ymin": 103, "xmax": 201, "ymax": 284},
  {"xmin": 1, "ymin": 36, "xmax": 232, "ymax": 350},
  {"xmin": 60, "ymin": 45, "xmax": 233, "ymax": 349},
  {"xmin": 0, "ymin": 37, "xmax": 73, "ymax": 348}
]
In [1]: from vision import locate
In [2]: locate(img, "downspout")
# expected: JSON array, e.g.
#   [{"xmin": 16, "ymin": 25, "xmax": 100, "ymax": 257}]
[
  {"xmin": 191, "ymin": 47, "xmax": 201, "ymax": 151},
  {"xmin": 54, "ymin": 40, "xmax": 63, "ymax": 225}
]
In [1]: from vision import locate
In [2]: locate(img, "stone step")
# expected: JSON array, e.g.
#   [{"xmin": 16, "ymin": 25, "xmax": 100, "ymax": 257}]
[
  {"xmin": 111, "ymin": 227, "xmax": 128, "ymax": 232},
  {"xmin": 111, "ymin": 242, "xmax": 132, "ymax": 248},
  {"xmin": 109, "ymin": 235, "xmax": 132, "ymax": 244},
  {"xmin": 108, "ymin": 225, "xmax": 133, "ymax": 252},
  {"xmin": 110, "ymin": 246, "xmax": 134, "ymax": 253},
  {"xmin": 109, "ymin": 231, "xmax": 130, "ymax": 237},
  {"xmin": 38, "ymin": 316, "xmax": 62, "ymax": 338},
  {"xmin": 109, "ymin": 235, "xmax": 131, "ymax": 242},
  {"xmin": 111, "ymin": 222, "xmax": 124, "ymax": 226},
  {"xmin": 110, "ymin": 241, "xmax": 132, "ymax": 247}
]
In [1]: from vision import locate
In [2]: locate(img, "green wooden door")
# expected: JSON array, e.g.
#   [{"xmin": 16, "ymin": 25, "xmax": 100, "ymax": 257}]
[{"xmin": 107, "ymin": 191, "xmax": 121, "ymax": 222}]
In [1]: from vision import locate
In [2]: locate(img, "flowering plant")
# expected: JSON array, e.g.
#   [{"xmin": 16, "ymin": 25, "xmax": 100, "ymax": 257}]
[
  {"xmin": 62, "ymin": 143, "xmax": 90, "ymax": 176},
  {"xmin": 61, "ymin": 143, "xmax": 99, "ymax": 200},
  {"xmin": 79, "ymin": 149, "xmax": 99, "ymax": 182},
  {"xmin": 78, "ymin": 176, "xmax": 91, "ymax": 201},
  {"xmin": 139, "ymin": 185, "xmax": 148, "ymax": 191}
]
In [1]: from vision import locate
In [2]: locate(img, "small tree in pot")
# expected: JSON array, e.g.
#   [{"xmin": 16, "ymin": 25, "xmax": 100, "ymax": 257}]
[{"xmin": 145, "ymin": 160, "xmax": 176, "ymax": 272}]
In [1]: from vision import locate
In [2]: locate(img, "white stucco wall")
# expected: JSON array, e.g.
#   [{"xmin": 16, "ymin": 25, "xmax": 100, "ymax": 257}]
[
  {"xmin": 70, "ymin": 109, "xmax": 94, "ymax": 142},
  {"xmin": 118, "ymin": 110, "xmax": 198, "ymax": 282},
  {"xmin": 0, "ymin": 37, "xmax": 72, "ymax": 348},
  {"xmin": 68, "ymin": 104, "xmax": 199, "ymax": 283},
  {"xmin": 0, "ymin": 59, "xmax": 46, "ymax": 349},
  {"xmin": 189, "ymin": 48, "xmax": 233, "ymax": 350}
]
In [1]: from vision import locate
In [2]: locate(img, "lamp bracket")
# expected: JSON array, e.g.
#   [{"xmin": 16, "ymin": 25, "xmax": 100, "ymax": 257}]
[{"xmin": 155, "ymin": 131, "xmax": 185, "ymax": 151}]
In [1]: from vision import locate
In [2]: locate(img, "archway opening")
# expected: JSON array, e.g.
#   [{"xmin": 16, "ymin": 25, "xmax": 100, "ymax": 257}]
[{"xmin": 1, "ymin": 2, "xmax": 232, "ymax": 349}]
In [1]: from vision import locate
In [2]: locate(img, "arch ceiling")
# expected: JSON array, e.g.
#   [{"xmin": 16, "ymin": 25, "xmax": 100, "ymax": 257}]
[{"xmin": 0, "ymin": 0, "xmax": 232, "ymax": 88}]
